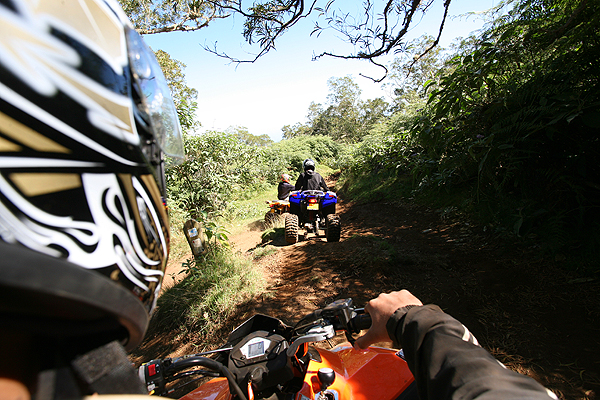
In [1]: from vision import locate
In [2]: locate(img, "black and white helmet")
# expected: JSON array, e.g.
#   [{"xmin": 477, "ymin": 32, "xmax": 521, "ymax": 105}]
[
  {"xmin": 0, "ymin": 0, "xmax": 183, "ymax": 352},
  {"xmin": 303, "ymin": 158, "xmax": 316, "ymax": 171}
]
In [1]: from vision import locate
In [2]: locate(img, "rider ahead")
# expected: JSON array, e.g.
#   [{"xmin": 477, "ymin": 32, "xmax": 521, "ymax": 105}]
[
  {"xmin": 278, "ymin": 174, "xmax": 295, "ymax": 200},
  {"xmin": 295, "ymin": 159, "xmax": 329, "ymax": 192}
]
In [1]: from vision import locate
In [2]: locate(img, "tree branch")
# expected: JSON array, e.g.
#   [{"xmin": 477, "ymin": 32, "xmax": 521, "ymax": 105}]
[
  {"xmin": 407, "ymin": 0, "xmax": 451, "ymax": 72},
  {"xmin": 130, "ymin": 0, "xmax": 454, "ymax": 80}
]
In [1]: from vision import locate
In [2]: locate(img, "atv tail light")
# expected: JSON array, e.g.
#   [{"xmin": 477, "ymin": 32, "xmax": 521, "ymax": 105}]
[{"xmin": 309, "ymin": 198, "xmax": 318, "ymax": 204}]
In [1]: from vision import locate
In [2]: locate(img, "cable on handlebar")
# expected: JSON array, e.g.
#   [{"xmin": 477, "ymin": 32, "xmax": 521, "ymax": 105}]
[{"xmin": 169, "ymin": 369, "xmax": 220, "ymax": 382}]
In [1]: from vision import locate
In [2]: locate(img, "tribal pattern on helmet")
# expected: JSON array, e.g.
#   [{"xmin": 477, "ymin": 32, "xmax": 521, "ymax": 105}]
[{"xmin": 0, "ymin": 0, "xmax": 183, "ymax": 346}]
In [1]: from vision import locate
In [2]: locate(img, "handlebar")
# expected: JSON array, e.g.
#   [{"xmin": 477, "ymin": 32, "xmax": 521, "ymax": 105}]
[
  {"xmin": 349, "ymin": 312, "xmax": 372, "ymax": 333},
  {"xmin": 139, "ymin": 298, "xmax": 370, "ymax": 397}
]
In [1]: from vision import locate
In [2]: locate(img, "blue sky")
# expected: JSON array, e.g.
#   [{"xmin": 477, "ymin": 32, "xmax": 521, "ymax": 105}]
[{"xmin": 144, "ymin": 0, "xmax": 501, "ymax": 141}]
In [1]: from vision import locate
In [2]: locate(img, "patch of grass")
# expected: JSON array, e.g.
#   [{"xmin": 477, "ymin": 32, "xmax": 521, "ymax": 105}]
[
  {"xmin": 166, "ymin": 205, "xmax": 192, "ymax": 262},
  {"xmin": 252, "ymin": 245, "xmax": 278, "ymax": 260},
  {"xmin": 316, "ymin": 165, "xmax": 336, "ymax": 178},
  {"xmin": 148, "ymin": 186, "xmax": 283, "ymax": 351},
  {"xmin": 263, "ymin": 213, "xmax": 286, "ymax": 228},
  {"xmin": 148, "ymin": 244, "xmax": 264, "ymax": 345},
  {"xmin": 224, "ymin": 186, "xmax": 280, "ymax": 237},
  {"xmin": 260, "ymin": 227, "xmax": 283, "ymax": 244},
  {"xmin": 261, "ymin": 214, "xmax": 286, "ymax": 243}
]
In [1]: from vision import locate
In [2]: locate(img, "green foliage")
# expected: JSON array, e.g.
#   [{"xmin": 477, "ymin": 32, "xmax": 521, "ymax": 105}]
[
  {"xmin": 203, "ymin": 219, "xmax": 230, "ymax": 248},
  {"xmin": 266, "ymin": 135, "xmax": 343, "ymax": 177},
  {"xmin": 166, "ymin": 203, "xmax": 192, "ymax": 261},
  {"xmin": 253, "ymin": 244, "xmax": 279, "ymax": 259},
  {"xmin": 288, "ymin": 76, "xmax": 390, "ymax": 143},
  {"xmin": 419, "ymin": 0, "xmax": 599, "ymax": 246},
  {"xmin": 227, "ymin": 126, "xmax": 274, "ymax": 146},
  {"xmin": 151, "ymin": 244, "xmax": 264, "ymax": 339},
  {"xmin": 339, "ymin": 0, "xmax": 600, "ymax": 257},
  {"xmin": 166, "ymin": 131, "xmax": 272, "ymax": 219},
  {"xmin": 118, "ymin": 0, "xmax": 227, "ymax": 34},
  {"xmin": 338, "ymin": 168, "xmax": 412, "ymax": 204},
  {"xmin": 340, "ymin": 112, "xmax": 421, "ymax": 177},
  {"xmin": 281, "ymin": 122, "xmax": 311, "ymax": 139},
  {"xmin": 386, "ymin": 35, "xmax": 450, "ymax": 112},
  {"xmin": 260, "ymin": 227, "xmax": 283, "ymax": 244}
]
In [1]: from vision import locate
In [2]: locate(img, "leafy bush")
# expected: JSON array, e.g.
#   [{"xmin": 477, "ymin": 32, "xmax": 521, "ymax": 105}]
[
  {"xmin": 266, "ymin": 135, "xmax": 343, "ymax": 177},
  {"xmin": 413, "ymin": 0, "xmax": 600, "ymax": 247},
  {"xmin": 339, "ymin": 0, "xmax": 600, "ymax": 257},
  {"xmin": 166, "ymin": 131, "xmax": 272, "ymax": 218}
]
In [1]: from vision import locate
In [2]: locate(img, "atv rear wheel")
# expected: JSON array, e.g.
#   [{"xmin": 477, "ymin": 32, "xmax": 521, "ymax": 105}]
[
  {"xmin": 325, "ymin": 214, "xmax": 341, "ymax": 242},
  {"xmin": 285, "ymin": 213, "xmax": 299, "ymax": 244}
]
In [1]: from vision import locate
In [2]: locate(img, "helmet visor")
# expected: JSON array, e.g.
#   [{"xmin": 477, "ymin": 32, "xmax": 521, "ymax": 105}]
[{"xmin": 126, "ymin": 28, "xmax": 184, "ymax": 164}]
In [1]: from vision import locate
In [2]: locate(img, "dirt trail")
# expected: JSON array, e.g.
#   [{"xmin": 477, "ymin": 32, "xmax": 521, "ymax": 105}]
[
  {"xmin": 225, "ymin": 179, "xmax": 599, "ymax": 400},
  {"xmin": 140, "ymin": 177, "xmax": 599, "ymax": 399}
]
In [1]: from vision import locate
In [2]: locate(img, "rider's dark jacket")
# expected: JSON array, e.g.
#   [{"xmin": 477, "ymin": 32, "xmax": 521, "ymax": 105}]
[
  {"xmin": 295, "ymin": 170, "xmax": 329, "ymax": 192},
  {"xmin": 278, "ymin": 181, "xmax": 295, "ymax": 200},
  {"xmin": 387, "ymin": 305, "xmax": 557, "ymax": 400}
]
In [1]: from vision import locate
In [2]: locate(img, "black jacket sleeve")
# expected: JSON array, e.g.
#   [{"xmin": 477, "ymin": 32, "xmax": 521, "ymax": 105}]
[
  {"xmin": 318, "ymin": 174, "xmax": 329, "ymax": 191},
  {"xmin": 278, "ymin": 182, "xmax": 294, "ymax": 200},
  {"xmin": 386, "ymin": 305, "xmax": 556, "ymax": 400},
  {"xmin": 295, "ymin": 173, "xmax": 304, "ymax": 191}
]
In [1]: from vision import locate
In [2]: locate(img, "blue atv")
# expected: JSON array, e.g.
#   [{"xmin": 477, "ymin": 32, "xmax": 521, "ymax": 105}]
[{"xmin": 285, "ymin": 190, "xmax": 341, "ymax": 243}]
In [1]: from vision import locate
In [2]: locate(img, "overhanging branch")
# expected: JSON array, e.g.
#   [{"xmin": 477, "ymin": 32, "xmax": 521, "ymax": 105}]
[{"xmin": 132, "ymin": 0, "xmax": 454, "ymax": 80}]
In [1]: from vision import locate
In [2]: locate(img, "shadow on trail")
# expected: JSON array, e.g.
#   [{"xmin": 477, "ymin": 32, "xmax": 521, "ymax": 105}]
[
  {"xmin": 235, "ymin": 192, "xmax": 600, "ymax": 400},
  {"xmin": 133, "ymin": 176, "xmax": 599, "ymax": 400}
]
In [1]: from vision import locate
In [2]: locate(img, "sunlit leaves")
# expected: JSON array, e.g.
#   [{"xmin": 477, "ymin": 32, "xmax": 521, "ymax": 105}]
[
  {"xmin": 344, "ymin": 0, "xmax": 600, "ymax": 249},
  {"xmin": 292, "ymin": 76, "xmax": 390, "ymax": 143},
  {"xmin": 118, "ymin": 0, "xmax": 230, "ymax": 34}
]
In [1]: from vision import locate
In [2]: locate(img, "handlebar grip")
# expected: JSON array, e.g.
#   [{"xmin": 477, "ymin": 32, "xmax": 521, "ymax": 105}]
[{"xmin": 349, "ymin": 313, "xmax": 372, "ymax": 333}]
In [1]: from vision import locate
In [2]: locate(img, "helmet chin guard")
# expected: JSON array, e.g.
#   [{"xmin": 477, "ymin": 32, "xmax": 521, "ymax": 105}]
[{"xmin": 0, "ymin": 241, "xmax": 148, "ymax": 351}]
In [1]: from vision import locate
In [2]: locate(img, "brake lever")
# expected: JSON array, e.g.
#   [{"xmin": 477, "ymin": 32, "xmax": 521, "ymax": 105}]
[{"xmin": 287, "ymin": 325, "xmax": 335, "ymax": 357}]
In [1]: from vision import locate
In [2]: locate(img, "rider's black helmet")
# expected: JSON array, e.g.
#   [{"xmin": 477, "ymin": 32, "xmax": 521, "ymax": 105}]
[
  {"xmin": 303, "ymin": 159, "xmax": 316, "ymax": 172},
  {"xmin": 0, "ymin": 0, "xmax": 183, "ymax": 354}
]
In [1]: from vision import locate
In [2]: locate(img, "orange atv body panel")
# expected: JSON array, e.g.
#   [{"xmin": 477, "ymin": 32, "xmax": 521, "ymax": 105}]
[
  {"xmin": 180, "ymin": 377, "xmax": 230, "ymax": 400},
  {"xmin": 180, "ymin": 343, "xmax": 414, "ymax": 400},
  {"xmin": 297, "ymin": 344, "xmax": 414, "ymax": 400},
  {"xmin": 266, "ymin": 200, "xmax": 290, "ymax": 209}
]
